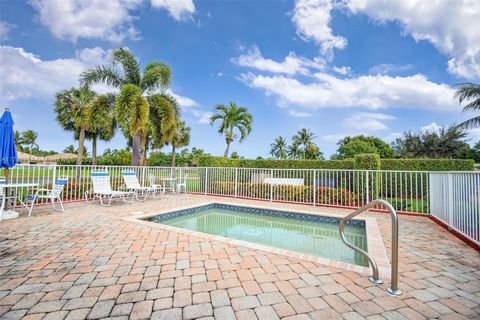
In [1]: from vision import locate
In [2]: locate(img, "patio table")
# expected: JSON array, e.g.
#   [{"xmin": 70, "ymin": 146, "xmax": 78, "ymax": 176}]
[
  {"xmin": 0, "ymin": 182, "xmax": 38, "ymax": 221},
  {"xmin": 161, "ymin": 178, "xmax": 177, "ymax": 193}
]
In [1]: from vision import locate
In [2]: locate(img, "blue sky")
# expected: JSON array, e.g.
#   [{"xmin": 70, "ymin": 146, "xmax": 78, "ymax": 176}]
[{"xmin": 1, "ymin": 0, "xmax": 479, "ymax": 158}]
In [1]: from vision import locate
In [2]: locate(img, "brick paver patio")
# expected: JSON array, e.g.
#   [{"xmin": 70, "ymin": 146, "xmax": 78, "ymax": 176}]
[{"xmin": 0, "ymin": 194, "xmax": 478, "ymax": 319}]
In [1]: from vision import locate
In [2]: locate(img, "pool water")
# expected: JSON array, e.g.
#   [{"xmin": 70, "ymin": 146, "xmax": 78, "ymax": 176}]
[{"xmin": 149, "ymin": 204, "xmax": 368, "ymax": 266}]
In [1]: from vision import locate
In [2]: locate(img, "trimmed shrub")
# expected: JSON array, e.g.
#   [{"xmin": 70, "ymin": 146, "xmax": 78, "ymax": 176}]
[
  {"xmin": 198, "ymin": 156, "xmax": 474, "ymax": 171},
  {"xmin": 354, "ymin": 154, "xmax": 381, "ymax": 170},
  {"xmin": 380, "ymin": 159, "xmax": 474, "ymax": 171}
]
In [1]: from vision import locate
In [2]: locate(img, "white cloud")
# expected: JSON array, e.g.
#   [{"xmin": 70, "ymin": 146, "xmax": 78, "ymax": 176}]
[
  {"xmin": 383, "ymin": 132, "xmax": 402, "ymax": 143},
  {"xmin": 345, "ymin": 112, "xmax": 394, "ymax": 131},
  {"xmin": 170, "ymin": 91, "xmax": 198, "ymax": 108},
  {"xmin": 332, "ymin": 66, "xmax": 350, "ymax": 76},
  {"xmin": 197, "ymin": 111, "xmax": 212, "ymax": 124},
  {"xmin": 241, "ymin": 71, "xmax": 457, "ymax": 111},
  {"xmin": 0, "ymin": 46, "xmax": 93, "ymax": 101},
  {"xmin": 0, "ymin": 21, "xmax": 15, "ymax": 40},
  {"xmin": 151, "ymin": 0, "xmax": 195, "ymax": 21},
  {"xmin": 232, "ymin": 45, "xmax": 325, "ymax": 75},
  {"xmin": 368, "ymin": 63, "xmax": 412, "ymax": 75},
  {"xmin": 321, "ymin": 133, "xmax": 348, "ymax": 143},
  {"xmin": 344, "ymin": 0, "xmax": 480, "ymax": 79},
  {"xmin": 29, "ymin": 0, "xmax": 141, "ymax": 42},
  {"xmin": 421, "ymin": 122, "xmax": 443, "ymax": 134},
  {"xmin": 292, "ymin": 0, "xmax": 347, "ymax": 57},
  {"xmin": 288, "ymin": 110, "xmax": 311, "ymax": 117}
]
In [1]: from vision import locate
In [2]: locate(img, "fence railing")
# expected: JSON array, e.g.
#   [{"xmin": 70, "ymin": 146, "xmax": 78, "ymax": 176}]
[
  {"xmin": 2, "ymin": 164, "xmax": 479, "ymax": 245},
  {"xmin": 430, "ymin": 172, "xmax": 479, "ymax": 246}
]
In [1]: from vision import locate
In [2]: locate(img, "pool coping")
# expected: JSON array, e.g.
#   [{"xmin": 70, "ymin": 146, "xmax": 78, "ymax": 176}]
[{"xmin": 123, "ymin": 200, "xmax": 392, "ymax": 279}]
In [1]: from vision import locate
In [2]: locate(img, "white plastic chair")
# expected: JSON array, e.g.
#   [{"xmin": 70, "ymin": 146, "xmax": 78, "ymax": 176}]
[
  {"xmin": 176, "ymin": 175, "xmax": 187, "ymax": 194},
  {"xmin": 25, "ymin": 177, "xmax": 68, "ymax": 217},
  {"xmin": 147, "ymin": 174, "xmax": 165, "ymax": 198},
  {"xmin": 122, "ymin": 171, "xmax": 157, "ymax": 201},
  {"xmin": 86, "ymin": 171, "xmax": 135, "ymax": 206}
]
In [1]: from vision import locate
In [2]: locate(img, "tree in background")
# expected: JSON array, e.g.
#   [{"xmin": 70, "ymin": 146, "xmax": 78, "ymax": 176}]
[
  {"xmin": 19, "ymin": 130, "xmax": 38, "ymax": 163},
  {"xmin": 305, "ymin": 143, "xmax": 324, "ymax": 160},
  {"xmin": 392, "ymin": 126, "xmax": 469, "ymax": 158},
  {"xmin": 55, "ymin": 87, "xmax": 112, "ymax": 165},
  {"xmin": 292, "ymin": 128, "xmax": 316, "ymax": 160},
  {"xmin": 333, "ymin": 135, "xmax": 394, "ymax": 159},
  {"xmin": 287, "ymin": 142, "xmax": 301, "ymax": 159},
  {"xmin": 81, "ymin": 48, "xmax": 176, "ymax": 166},
  {"xmin": 270, "ymin": 136, "xmax": 288, "ymax": 159},
  {"xmin": 455, "ymin": 82, "xmax": 480, "ymax": 129},
  {"xmin": 63, "ymin": 145, "xmax": 75, "ymax": 153},
  {"xmin": 170, "ymin": 120, "xmax": 190, "ymax": 167},
  {"xmin": 85, "ymin": 93, "xmax": 116, "ymax": 165},
  {"xmin": 210, "ymin": 102, "xmax": 253, "ymax": 158}
]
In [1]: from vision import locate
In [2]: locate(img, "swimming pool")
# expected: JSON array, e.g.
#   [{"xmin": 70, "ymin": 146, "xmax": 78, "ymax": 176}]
[{"xmin": 146, "ymin": 203, "xmax": 368, "ymax": 266}]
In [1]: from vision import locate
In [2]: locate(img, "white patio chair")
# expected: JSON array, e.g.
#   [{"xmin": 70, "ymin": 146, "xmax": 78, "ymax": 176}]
[
  {"xmin": 147, "ymin": 174, "xmax": 165, "ymax": 198},
  {"xmin": 0, "ymin": 176, "xmax": 17, "ymax": 208},
  {"xmin": 122, "ymin": 171, "xmax": 158, "ymax": 201},
  {"xmin": 176, "ymin": 175, "xmax": 188, "ymax": 194},
  {"xmin": 24, "ymin": 177, "xmax": 68, "ymax": 217},
  {"xmin": 86, "ymin": 171, "xmax": 135, "ymax": 206}
]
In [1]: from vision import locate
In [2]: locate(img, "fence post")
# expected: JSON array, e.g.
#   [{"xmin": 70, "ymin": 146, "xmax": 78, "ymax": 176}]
[
  {"xmin": 313, "ymin": 169, "xmax": 316, "ymax": 206},
  {"xmin": 204, "ymin": 168, "xmax": 208, "ymax": 195},
  {"xmin": 234, "ymin": 168, "xmax": 238, "ymax": 198},
  {"xmin": 270, "ymin": 169, "xmax": 274, "ymax": 202},
  {"xmin": 365, "ymin": 171, "xmax": 370, "ymax": 204},
  {"xmin": 142, "ymin": 166, "xmax": 146, "ymax": 186},
  {"xmin": 52, "ymin": 163, "xmax": 57, "ymax": 185},
  {"xmin": 447, "ymin": 173, "xmax": 453, "ymax": 229}
]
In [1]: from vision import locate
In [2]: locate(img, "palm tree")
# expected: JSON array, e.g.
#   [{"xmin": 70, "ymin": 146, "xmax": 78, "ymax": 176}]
[
  {"xmin": 287, "ymin": 142, "xmax": 301, "ymax": 159},
  {"xmin": 55, "ymin": 87, "xmax": 113, "ymax": 165},
  {"xmin": 210, "ymin": 102, "xmax": 253, "ymax": 157},
  {"xmin": 81, "ymin": 48, "xmax": 175, "ymax": 166},
  {"xmin": 270, "ymin": 136, "xmax": 287, "ymax": 159},
  {"xmin": 20, "ymin": 130, "xmax": 38, "ymax": 163},
  {"xmin": 63, "ymin": 145, "xmax": 75, "ymax": 153},
  {"xmin": 14, "ymin": 130, "xmax": 22, "ymax": 151},
  {"xmin": 293, "ymin": 128, "xmax": 316, "ymax": 159},
  {"xmin": 455, "ymin": 82, "xmax": 480, "ymax": 129},
  {"xmin": 170, "ymin": 120, "xmax": 191, "ymax": 167},
  {"xmin": 86, "ymin": 93, "xmax": 116, "ymax": 165}
]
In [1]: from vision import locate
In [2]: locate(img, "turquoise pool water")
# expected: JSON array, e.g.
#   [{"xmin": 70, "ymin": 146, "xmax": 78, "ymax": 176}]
[{"xmin": 149, "ymin": 204, "xmax": 368, "ymax": 266}]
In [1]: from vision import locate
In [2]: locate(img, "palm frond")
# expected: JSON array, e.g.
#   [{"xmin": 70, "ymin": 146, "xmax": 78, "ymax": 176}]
[
  {"xmin": 80, "ymin": 66, "xmax": 123, "ymax": 88},
  {"xmin": 110, "ymin": 48, "xmax": 141, "ymax": 86},
  {"xmin": 141, "ymin": 62, "xmax": 171, "ymax": 93},
  {"xmin": 455, "ymin": 116, "xmax": 480, "ymax": 130}
]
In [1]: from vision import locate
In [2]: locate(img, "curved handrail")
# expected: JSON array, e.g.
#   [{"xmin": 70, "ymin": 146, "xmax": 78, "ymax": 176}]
[{"xmin": 339, "ymin": 199, "xmax": 402, "ymax": 296}]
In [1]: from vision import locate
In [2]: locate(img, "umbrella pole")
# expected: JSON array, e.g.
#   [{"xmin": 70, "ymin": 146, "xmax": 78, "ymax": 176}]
[{"xmin": 4, "ymin": 168, "xmax": 9, "ymax": 210}]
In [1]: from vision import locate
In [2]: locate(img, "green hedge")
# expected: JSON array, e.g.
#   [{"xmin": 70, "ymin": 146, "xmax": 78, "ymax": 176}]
[
  {"xmin": 198, "ymin": 155, "xmax": 474, "ymax": 171},
  {"xmin": 380, "ymin": 159, "xmax": 474, "ymax": 171},
  {"xmin": 197, "ymin": 157, "xmax": 355, "ymax": 169}
]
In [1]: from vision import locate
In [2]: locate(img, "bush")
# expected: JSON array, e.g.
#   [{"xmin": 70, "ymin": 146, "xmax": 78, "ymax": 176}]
[
  {"xmin": 380, "ymin": 159, "xmax": 474, "ymax": 171},
  {"xmin": 198, "ymin": 155, "xmax": 474, "ymax": 171},
  {"xmin": 198, "ymin": 156, "xmax": 355, "ymax": 169},
  {"xmin": 354, "ymin": 154, "xmax": 381, "ymax": 170}
]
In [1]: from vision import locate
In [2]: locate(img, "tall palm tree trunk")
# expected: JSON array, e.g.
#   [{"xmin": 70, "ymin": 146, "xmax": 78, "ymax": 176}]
[
  {"xmin": 29, "ymin": 144, "xmax": 33, "ymax": 164},
  {"xmin": 92, "ymin": 135, "xmax": 97, "ymax": 165},
  {"xmin": 224, "ymin": 139, "xmax": 232, "ymax": 158},
  {"xmin": 131, "ymin": 131, "xmax": 141, "ymax": 166},
  {"xmin": 171, "ymin": 145, "xmax": 177, "ymax": 167},
  {"xmin": 77, "ymin": 126, "xmax": 86, "ymax": 166}
]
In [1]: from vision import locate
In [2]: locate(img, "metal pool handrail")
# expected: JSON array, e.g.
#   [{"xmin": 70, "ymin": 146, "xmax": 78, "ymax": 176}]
[{"xmin": 339, "ymin": 199, "xmax": 402, "ymax": 296}]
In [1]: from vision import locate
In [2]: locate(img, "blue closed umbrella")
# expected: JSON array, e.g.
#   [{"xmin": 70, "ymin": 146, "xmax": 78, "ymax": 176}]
[{"xmin": 0, "ymin": 107, "xmax": 17, "ymax": 173}]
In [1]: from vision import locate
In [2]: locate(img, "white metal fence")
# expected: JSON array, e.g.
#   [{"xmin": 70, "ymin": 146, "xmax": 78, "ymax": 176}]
[
  {"xmin": 430, "ymin": 172, "xmax": 480, "ymax": 245},
  {"xmin": 2, "ymin": 164, "xmax": 478, "ymax": 245}
]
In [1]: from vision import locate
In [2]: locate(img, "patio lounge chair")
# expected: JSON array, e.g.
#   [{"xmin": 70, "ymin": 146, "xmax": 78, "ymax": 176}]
[
  {"xmin": 24, "ymin": 177, "xmax": 68, "ymax": 217},
  {"xmin": 122, "ymin": 171, "xmax": 161, "ymax": 200},
  {"xmin": 87, "ymin": 171, "xmax": 135, "ymax": 206}
]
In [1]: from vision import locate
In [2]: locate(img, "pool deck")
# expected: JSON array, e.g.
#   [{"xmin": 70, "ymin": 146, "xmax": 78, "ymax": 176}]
[{"xmin": 0, "ymin": 194, "xmax": 479, "ymax": 320}]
